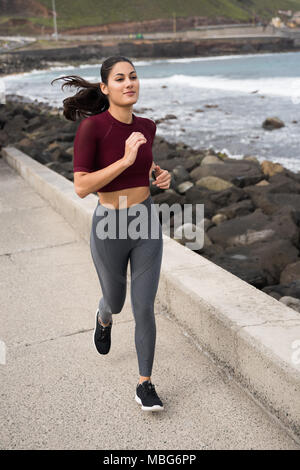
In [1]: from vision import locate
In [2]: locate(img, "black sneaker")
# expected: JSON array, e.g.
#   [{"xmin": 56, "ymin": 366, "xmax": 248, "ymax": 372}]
[
  {"xmin": 94, "ymin": 309, "xmax": 113, "ymax": 355},
  {"xmin": 135, "ymin": 380, "xmax": 164, "ymax": 411}
]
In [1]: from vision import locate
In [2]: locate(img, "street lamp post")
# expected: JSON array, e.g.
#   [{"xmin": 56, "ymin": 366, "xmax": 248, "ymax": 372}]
[
  {"xmin": 173, "ymin": 11, "xmax": 176, "ymax": 34},
  {"xmin": 52, "ymin": 0, "xmax": 58, "ymax": 41}
]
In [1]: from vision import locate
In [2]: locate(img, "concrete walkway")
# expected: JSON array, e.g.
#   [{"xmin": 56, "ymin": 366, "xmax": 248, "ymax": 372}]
[{"xmin": 0, "ymin": 157, "xmax": 299, "ymax": 450}]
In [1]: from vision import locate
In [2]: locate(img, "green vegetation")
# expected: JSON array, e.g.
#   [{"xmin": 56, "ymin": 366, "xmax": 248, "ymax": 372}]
[
  {"xmin": 37, "ymin": 0, "xmax": 300, "ymax": 28},
  {"xmin": 2, "ymin": 0, "xmax": 300, "ymax": 33}
]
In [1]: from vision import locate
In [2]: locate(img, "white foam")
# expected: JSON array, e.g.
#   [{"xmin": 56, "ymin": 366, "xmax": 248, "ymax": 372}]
[
  {"xmin": 140, "ymin": 74, "xmax": 300, "ymax": 100},
  {"xmin": 134, "ymin": 51, "xmax": 296, "ymax": 65}
]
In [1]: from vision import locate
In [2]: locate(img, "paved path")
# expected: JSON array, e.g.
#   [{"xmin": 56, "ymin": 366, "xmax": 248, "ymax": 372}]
[{"xmin": 0, "ymin": 157, "xmax": 299, "ymax": 450}]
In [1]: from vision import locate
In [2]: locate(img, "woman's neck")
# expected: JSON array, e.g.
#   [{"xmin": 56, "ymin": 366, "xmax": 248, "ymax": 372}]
[{"xmin": 107, "ymin": 106, "xmax": 133, "ymax": 124}]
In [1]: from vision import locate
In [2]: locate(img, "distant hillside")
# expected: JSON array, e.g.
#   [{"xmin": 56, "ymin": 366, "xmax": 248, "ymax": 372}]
[{"xmin": 1, "ymin": 0, "xmax": 300, "ymax": 35}]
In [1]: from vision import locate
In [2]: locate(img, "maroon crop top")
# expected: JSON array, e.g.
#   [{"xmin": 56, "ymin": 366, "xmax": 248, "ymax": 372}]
[{"xmin": 73, "ymin": 108, "xmax": 156, "ymax": 192}]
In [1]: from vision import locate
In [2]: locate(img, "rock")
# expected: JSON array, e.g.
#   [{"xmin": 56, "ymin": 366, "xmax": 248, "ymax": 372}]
[
  {"xmin": 263, "ymin": 290, "xmax": 282, "ymax": 300},
  {"xmin": 262, "ymin": 117, "xmax": 285, "ymax": 130},
  {"xmin": 177, "ymin": 181, "xmax": 194, "ymax": 194},
  {"xmin": 201, "ymin": 155, "xmax": 224, "ymax": 165},
  {"xmin": 243, "ymin": 155, "xmax": 260, "ymax": 164},
  {"xmin": 184, "ymin": 186, "xmax": 211, "ymax": 202},
  {"xmin": 163, "ymin": 114, "xmax": 177, "ymax": 120},
  {"xmin": 56, "ymin": 132, "xmax": 76, "ymax": 143},
  {"xmin": 50, "ymin": 148, "xmax": 72, "ymax": 162},
  {"xmin": 279, "ymin": 296, "xmax": 300, "ymax": 313},
  {"xmin": 152, "ymin": 140, "xmax": 174, "ymax": 161},
  {"xmin": 229, "ymin": 228, "xmax": 275, "ymax": 246},
  {"xmin": 217, "ymin": 199, "xmax": 254, "ymax": 219},
  {"xmin": 184, "ymin": 187, "xmax": 217, "ymax": 219},
  {"xmin": 285, "ymin": 168, "xmax": 300, "ymax": 185},
  {"xmin": 199, "ymin": 241, "xmax": 224, "ymax": 256},
  {"xmin": 45, "ymin": 161, "xmax": 74, "ymax": 174},
  {"xmin": 0, "ymin": 129, "xmax": 9, "ymax": 148},
  {"xmin": 258, "ymin": 207, "xmax": 299, "ymax": 246},
  {"xmin": 183, "ymin": 154, "xmax": 206, "ymax": 172},
  {"xmin": 247, "ymin": 191, "xmax": 300, "ymax": 219},
  {"xmin": 209, "ymin": 186, "xmax": 247, "ymax": 207},
  {"xmin": 207, "ymin": 245, "xmax": 268, "ymax": 287},
  {"xmin": 280, "ymin": 260, "xmax": 300, "ymax": 284},
  {"xmin": 209, "ymin": 239, "xmax": 299, "ymax": 287},
  {"xmin": 261, "ymin": 160, "xmax": 285, "ymax": 177},
  {"xmin": 168, "ymin": 148, "xmax": 192, "ymax": 161},
  {"xmin": 172, "ymin": 165, "xmax": 191, "ymax": 184},
  {"xmin": 262, "ymin": 279, "xmax": 300, "ymax": 300},
  {"xmin": 26, "ymin": 115, "xmax": 45, "ymax": 132},
  {"xmin": 261, "ymin": 172, "xmax": 300, "ymax": 192},
  {"xmin": 207, "ymin": 209, "xmax": 269, "ymax": 248},
  {"xmin": 152, "ymin": 189, "xmax": 184, "ymax": 206},
  {"xmin": 190, "ymin": 159, "xmax": 264, "ymax": 187},
  {"xmin": 243, "ymin": 173, "xmax": 300, "ymax": 218},
  {"xmin": 3, "ymin": 114, "xmax": 27, "ymax": 137},
  {"xmin": 211, "ymin": 213, "xmax": 227, "ymax": 225},
  {"xmin": 207, "ymin": 207, "xmax": 299, "ymax": 248},
  {"xmin": 65, "ymin": 146, "xmax": 74, "ymax": 156},
  {"xmin": 196, "ymin": 176, "xmax": 233, "ymax": 191},
  {"xmin": 256, "ymin": 179, "xmax": 269, "ymax": 186},
  {"xmin": 17, "ymin": 137, "xmax": 32, "ymax": 149}
]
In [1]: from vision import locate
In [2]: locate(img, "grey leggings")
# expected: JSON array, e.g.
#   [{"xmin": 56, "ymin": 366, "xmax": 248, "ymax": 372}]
[{"xmin": 89, "ymin": 194, "xmax": 163, "ymax": 377}]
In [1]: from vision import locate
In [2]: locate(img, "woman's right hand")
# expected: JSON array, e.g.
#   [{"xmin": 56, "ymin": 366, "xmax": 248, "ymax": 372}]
[{"xmin": 122, "ymin": 132, "xmax": 147, "ymax": 167}]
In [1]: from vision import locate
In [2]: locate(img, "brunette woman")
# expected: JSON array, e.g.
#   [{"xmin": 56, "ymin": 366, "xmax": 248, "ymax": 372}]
[{"xmin": 51, "ymin": 56, "xmax": 171, "ymax": 411}]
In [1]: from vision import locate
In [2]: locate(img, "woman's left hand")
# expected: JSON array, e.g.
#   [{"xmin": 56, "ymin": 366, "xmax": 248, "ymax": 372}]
[{"xmin": 152, "ymin": 164, "xmax": 171, "ymax": 189}]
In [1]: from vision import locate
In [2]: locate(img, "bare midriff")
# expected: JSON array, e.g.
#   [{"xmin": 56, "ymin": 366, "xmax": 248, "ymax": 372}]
[{"xmin": 97, "ymin": 186, "xmax": 150, "ymax": 210}]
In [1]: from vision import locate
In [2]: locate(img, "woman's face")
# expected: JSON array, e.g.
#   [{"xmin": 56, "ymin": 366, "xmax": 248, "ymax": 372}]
[{"xmin": 100, "ymin": 61, "xmax": 139, "ymax": 107}]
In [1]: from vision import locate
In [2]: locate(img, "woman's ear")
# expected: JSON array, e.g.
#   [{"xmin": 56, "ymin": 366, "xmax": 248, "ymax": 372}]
[{"xmin": 99, "ymin": 83, "xmax": 107, "ymax": 96}]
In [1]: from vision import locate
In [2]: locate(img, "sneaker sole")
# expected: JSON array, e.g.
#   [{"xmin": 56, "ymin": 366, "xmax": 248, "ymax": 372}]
[
  {"xmin": 135, "ymin": 394, "xmax": 164, "ymax": 411},
  {"xmin": 94, "ymin": 309, "xmax": 112, "ymax": 355}
]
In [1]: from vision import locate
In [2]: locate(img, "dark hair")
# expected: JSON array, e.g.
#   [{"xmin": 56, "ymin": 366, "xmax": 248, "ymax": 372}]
[{"xmin": 51, "ymin": 55, "xmax": 135, "ymax": 121}]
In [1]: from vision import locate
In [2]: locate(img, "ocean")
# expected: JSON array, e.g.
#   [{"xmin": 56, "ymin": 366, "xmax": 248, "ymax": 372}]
[{"xmin": 1, "ymin": 51, "xmax": 300, "ymax": 172}]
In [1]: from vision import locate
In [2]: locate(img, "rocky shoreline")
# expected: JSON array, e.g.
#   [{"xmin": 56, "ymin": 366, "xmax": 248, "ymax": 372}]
[
  {"xmin": 1, "ymin": 34, "xmax": 300, "ymax": 77},
  {"xmin": 1, "ymin": 95, "xmax": 300, "ymax": 312}
]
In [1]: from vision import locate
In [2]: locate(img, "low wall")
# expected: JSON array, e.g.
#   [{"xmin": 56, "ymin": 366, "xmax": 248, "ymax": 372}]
[{"xmin": 2, "ymin": 145, "xmax": 300, "ymax": 440}]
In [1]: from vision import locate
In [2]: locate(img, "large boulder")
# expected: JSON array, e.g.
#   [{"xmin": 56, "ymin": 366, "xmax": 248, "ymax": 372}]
[
  {"xmin": 190, "ymin": 159, "xmax": 264, "ymax": 187},
  {"xmin": 206, "ymin": 207, "xmax": 299, "ymax": 248},
  {"xmin": 196, "ymin": 176, "xmax": 233, "ymax": 191},
  {"xmin": 207, "ymin": 238, "xmax": 299, "ymax": 287},
  {"xmin": 209, "ymin": 186, "xmax": 248, "ymax": 207}
]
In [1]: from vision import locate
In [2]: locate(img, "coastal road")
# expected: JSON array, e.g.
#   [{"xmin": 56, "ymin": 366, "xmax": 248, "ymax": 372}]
[
  {"xmin": 0, "ymin": 36, "xmax": 36, "ymax": 53},
  {"xmin": 0, "ymin": 156, "xmax": 299, "ymax": 450},
  {"xmin": 9, "ymin": 24, "xmax": 300, "ymax": 47}
]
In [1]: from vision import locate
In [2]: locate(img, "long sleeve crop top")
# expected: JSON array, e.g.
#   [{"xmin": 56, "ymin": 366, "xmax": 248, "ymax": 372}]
[{"xmin": 73, "ymin": 108, "xmax": 156, "ymax": 192}]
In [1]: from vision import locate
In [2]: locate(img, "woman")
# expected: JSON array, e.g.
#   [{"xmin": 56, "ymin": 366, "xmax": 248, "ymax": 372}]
[{"xmin": 51, "ymin": 56, "xmax": 171, "ymax": 412}]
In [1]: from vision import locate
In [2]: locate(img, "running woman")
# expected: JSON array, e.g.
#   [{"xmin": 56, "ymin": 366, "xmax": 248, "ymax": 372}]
[{"xmin": 51, "ymin": 56, "xmax": 171, "ymax": 411}]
